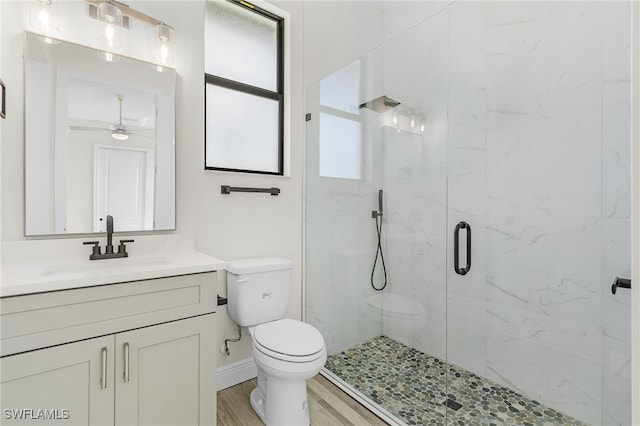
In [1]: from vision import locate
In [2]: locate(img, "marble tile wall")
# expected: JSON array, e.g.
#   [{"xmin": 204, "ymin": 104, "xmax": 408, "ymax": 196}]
[
  {"xmin": 444, "ymin": 2, "xmax": 631, "ymax": 424},
  {"xmin": 601, "ymin": 2, "xmax": 632, "ymax": 425}
]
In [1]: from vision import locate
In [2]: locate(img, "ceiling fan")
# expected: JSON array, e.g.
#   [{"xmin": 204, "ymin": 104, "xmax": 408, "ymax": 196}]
[{"xmin": 69, "ymin": 94, "xmax": 153, "ymax": 140}]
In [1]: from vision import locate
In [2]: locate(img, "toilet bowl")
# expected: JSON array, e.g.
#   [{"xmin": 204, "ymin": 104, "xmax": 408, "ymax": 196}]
[
  {"xmin": 226, "ymin": 258, "xmax": 327, "ymax": 426},
  {"xmin": 248, "ymin": 319, "xmax": 327, "ymax": 425}
]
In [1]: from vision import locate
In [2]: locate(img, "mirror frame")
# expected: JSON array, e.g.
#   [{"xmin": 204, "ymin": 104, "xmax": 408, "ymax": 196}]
[{"xmin": 23, "ymin": 32, "xmax": 176, "ymax": 236}]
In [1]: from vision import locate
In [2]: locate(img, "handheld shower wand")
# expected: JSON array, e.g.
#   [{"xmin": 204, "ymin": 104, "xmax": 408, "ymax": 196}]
[
  {"xmin": 371, "ymin": 189, "xmax": 387, "ymax": 291},
  {"xmin": 372, "ymin": 190, "xmax": 384, "ymax": 218}
]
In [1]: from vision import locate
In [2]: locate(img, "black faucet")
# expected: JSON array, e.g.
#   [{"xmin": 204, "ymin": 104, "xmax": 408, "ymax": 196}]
[
  {"xmin": 105, "ymin": 215, "xmax": 114, "ymax": 254},
  {"xmin": 83, "ymin": 215, "xmax": 134, "ymax": 260}
]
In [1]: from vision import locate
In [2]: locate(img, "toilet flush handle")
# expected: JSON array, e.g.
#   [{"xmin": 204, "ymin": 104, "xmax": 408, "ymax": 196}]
[{"xmin": 237, "ymin": 277, "xmax": 249, "ymax": 284}]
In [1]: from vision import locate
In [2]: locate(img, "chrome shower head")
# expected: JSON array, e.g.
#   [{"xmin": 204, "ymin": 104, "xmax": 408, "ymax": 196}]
[{"xmin": 359, "ymin": 95, "xmax": 401, "ymax": 113}]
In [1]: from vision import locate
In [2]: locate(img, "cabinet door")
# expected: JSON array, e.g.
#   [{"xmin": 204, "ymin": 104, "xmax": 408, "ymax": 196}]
[
  {"xmin": 115, "ymin": 314, "xmax": 216, "ymax": 426},
  {"xmin": 1, "ymin": 336, "xmax": 115, "ymax": 426}
]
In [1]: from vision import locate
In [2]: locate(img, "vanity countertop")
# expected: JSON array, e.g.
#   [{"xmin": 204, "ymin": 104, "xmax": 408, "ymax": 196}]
[{"xmin": 1, "ymin": 250, "xmax": 226, "ymax": 297}]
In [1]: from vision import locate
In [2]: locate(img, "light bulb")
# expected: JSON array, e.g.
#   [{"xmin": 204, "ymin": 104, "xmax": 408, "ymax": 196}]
[
  {"xmin": 104, "ymin": 24, "xmax": 116, "ymax": 47},
  {"xmin": 112, "ymin": 128, "xmax": 128, "ymax": 140},
  {"xmin": 155, "ymin": 24, "xmax": 175, "ymax": 66},
  {"xmin": 38, "ymin": 7, "xmax": 50, "ymax": 32},
  {"xmin": 160, "ymin": 43, "xmax": 169, "ymax": 63}
]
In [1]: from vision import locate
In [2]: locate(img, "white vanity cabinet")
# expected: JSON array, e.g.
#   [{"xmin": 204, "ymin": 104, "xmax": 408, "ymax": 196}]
[
  {"xmin": 2, "ymin": 335, "xmax": 116, "ymax": 425},
  {"xmin": 1, "ymin": 271, "xmax": 218, "ymax": 426},
  {"xmin": 114, "ymin": 315, "xmax": 214, "ymax": 425}
]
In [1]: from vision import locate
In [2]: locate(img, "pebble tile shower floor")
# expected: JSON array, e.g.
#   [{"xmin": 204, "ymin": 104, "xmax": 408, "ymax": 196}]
[{"xmin": 325, "ymin": 336, "xmax": 586, "ymax": 426}]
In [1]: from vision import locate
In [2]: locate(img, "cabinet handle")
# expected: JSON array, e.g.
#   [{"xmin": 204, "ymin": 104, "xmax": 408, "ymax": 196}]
[
  {"xmin": 101, "ymin": 347, "xmax": 108, "ymax": 390},
  {"xmin": 123, "ymin": 342, "xmax": 130, "ymax": 383}
]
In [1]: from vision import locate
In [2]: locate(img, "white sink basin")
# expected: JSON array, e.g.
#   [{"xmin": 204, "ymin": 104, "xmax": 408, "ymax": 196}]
[{"xmin": 41, "ymin": 256, "xmax": 171, "ymax": 277}]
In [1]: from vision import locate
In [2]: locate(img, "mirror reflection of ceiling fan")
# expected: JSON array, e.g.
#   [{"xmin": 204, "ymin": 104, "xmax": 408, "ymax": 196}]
[{"xmin": 69, "ymin": 94, "xmax": 154, "ymax": 140}]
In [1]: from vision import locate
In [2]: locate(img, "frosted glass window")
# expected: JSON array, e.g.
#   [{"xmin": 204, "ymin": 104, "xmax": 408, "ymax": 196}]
[
  {"xmin": 319, "ymin": 113, "xmax": 362, "ymax": 180},
  {"xmin": 205, "ymin": 0, "xmax": 279, "ymax": 92},
  {"xmin": 206, "ymin": 84, "xmax": 280, "ymax": 173},
  {"xmin": 204, "ymin": 0, "xmax": 284, "ymax": 175}
]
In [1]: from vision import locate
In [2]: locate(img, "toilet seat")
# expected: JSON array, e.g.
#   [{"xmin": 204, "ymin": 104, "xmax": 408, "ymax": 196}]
[{"xmin": 252, "ymin": 318, "xmax": 325, "ymax": 363}]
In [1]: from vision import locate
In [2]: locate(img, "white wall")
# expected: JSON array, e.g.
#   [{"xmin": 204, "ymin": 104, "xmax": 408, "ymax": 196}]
[
  {"xmin": 0, "ymin": 0, "xmax": 304, "ymax": 372},
  {"xmin": 0, "ymin": 2, "xmax": 28, "ymax": 242},
  {"xmin": 632, "ymin": 2, "xmax": 640, "ymax": 425},
  {"xmin": 168, "ymin": 0, "xmax": 305, "ymax": 368}
]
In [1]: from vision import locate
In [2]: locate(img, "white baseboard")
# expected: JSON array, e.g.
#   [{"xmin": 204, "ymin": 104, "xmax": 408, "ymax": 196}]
[{"xmin": 217, "ymin": 358, "xmax": 257, "ymax": 391}]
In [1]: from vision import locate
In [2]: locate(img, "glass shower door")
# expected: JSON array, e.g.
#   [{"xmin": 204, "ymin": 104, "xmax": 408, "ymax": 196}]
[
  {"xmin": 305, "ymin": 73, "xmax": 384, "ymax": 366},
  {"xmin": 444, "ymin": 2, "xmax": 632, "ymax": 425},
  {"xmin": 305, "ymin": 8, "xmax": 453, "ymax": 424},
  {"xmin": 371, "ymin": 9, "xmax": 452, "ymax": 423},
  {"xmin": 306, "ymin": 1, "xmax": 633, "ymax": 424}
]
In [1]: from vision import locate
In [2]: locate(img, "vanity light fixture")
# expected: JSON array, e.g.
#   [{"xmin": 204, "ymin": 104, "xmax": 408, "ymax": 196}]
[
  {"xmin": 29, "ymin": 0, "xmax": 59, "ymax": 39},
  {"xmin": 96, "ymin": 2, "xmax": 123, "ymax": 49},
  {"xmin": 385, "ymin": 107, "xmax": 426, "ymax": 135},
  {"xmin": 154, "ymin": 23, "xmax": 175, "ymax": 67},
  {"xmin": 87, "ymin": 1, "xmax": 175, "ymax": 70}
]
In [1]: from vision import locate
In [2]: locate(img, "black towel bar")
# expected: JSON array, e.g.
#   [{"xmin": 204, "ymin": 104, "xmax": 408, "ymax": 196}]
[{"xmin": 221, "ymin": 185, "xmax": 280, "ymax": 196}]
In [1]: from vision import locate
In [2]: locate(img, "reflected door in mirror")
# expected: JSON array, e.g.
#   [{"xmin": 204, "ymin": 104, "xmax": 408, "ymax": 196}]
[{"xmin": 95, "ymin": 147, "xmax": 154, "ymax": 232}]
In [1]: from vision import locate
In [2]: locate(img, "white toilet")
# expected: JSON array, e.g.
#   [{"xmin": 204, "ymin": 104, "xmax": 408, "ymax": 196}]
[{"xmin": 226, "ymin": 257, "xmax": 327, "ymax": 426}]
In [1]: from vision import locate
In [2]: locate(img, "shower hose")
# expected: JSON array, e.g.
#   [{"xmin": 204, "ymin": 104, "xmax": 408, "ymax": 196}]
[{"xmin": 371, "ymin": 213, "xmax": 388, "ymax": 291}]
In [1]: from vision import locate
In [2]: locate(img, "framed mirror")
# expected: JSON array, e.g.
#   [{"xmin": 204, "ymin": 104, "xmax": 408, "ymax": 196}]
[{"xmin": 24, "ymin": 32, "xmax": 176, "ymax": 236}]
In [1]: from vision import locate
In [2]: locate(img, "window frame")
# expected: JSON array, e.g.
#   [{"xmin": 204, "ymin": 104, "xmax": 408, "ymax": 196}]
[{"xmin": 204, "ymin": 0, "xmax": 285, "ymax": 175}]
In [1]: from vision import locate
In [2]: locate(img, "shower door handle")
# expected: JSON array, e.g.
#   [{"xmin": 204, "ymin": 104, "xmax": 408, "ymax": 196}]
[{"xmin": 454, "ymin": 221, "xmax": 471, "ymax": 275}]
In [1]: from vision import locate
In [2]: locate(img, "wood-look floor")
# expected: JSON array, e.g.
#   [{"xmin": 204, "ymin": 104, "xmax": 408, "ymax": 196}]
[{"xmin": 217, "ymin": 374, "xmax": 388, "ymax": 426}]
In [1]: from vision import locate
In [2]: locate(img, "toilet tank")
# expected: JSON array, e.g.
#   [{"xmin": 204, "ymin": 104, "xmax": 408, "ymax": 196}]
[{"xmin": 226, "ymin": 257, "xmax": 292, "ymax": 327}]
